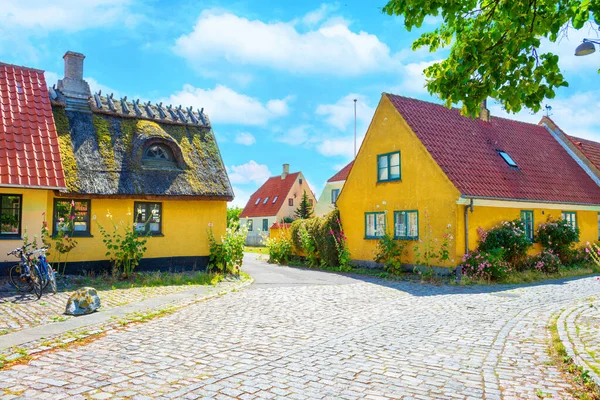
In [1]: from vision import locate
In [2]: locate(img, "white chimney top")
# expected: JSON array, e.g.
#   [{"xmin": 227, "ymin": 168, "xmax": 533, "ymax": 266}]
[{"xmin": 281, "ymin": 163, "xmax": 290, "ymax": 179}]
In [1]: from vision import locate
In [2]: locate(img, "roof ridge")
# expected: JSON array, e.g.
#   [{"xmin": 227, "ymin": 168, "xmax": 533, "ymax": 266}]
[
  {"xmin": 0, "ymin": 62, "xmax": 45, "ymax": 73},
  {"xmin": 384, "ymin": 92, "xmax": 547, "ymax": 130}
]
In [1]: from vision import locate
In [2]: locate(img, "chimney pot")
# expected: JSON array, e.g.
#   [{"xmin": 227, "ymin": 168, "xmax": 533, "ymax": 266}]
[
  {"xmin": 281, "ymin": 164, "xmax": 290, "ymax": 179},
  {"xmin": 479, "ymin": 99, "xmax": 490, "ymax": 122}
]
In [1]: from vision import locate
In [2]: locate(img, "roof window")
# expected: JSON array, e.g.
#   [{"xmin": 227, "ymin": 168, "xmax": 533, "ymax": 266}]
[
  {"xmin": 255, "ymin": 198, "xmax": 261, "ymax": 205},
  {"xmin": 263, "ymin": 197, "xmax": 269, "ymax": 204},
  {"xmin": 498, "ymin": 151, "xmax": 518, "ymax": 168},
  {"xmin": 272, "ymin": 196, "xmax": 278, "ymax": 204},
  {"xmin": 142, "ymin": 143, "xmax": 177, "ymax": 168}
]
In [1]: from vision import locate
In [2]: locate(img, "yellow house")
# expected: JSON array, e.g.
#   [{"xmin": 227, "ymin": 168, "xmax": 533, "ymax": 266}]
[
  {"xmin": 337, "ymin": 94, "xmax": 600, "ymax": 271},
  {"xmin": 0, "ymin": 52, "xmax": 232, "ymax": 274}
]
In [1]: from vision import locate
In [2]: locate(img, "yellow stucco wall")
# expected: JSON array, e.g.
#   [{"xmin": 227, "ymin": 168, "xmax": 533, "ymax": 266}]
[
  {"xmin": 0, "ymin": 187, "xmax": 226, "ymax": 265},
  {"xmin": 337, "ymin": 95, "xmax": 461, "ymax": 268}
]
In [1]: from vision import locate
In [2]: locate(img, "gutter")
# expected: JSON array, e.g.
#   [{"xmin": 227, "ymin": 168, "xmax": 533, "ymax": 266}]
[
  {"xmin": 456, "ymin": 196, "xmax": 600, "ymax": 211},
  {"xmin": 458, "ymin": 198, "xmax": 474, "ymax": 283}
]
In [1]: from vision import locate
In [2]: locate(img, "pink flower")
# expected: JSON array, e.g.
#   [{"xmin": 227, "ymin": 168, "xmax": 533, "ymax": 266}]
[
  {"xmin": 64, "ymin": 235, "xmax": 69, "ymax": 239},
  {"xmin": 69, "ymin": 215, "xmax": 75, "ymax": 220},
  {"xmin": 586, "ymin": 248, "xmax": 590, "ymax": 253},
  {"xmin": 71, "ymin": 200, "xmax": 75, "ymax": 207},
  {"xmin": 59, "ymin": 217, "xmax": 64, "ymax": 223},
  {"xmin": 330, "ymin": 230, "xmax": 334, "ymax": 235},
  {"xmin": 41, "ymin": 212, "xmax": 46, "ymax": 216}
]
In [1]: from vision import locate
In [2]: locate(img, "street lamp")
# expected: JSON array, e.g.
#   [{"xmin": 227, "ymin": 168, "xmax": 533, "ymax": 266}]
[{"xmin": 575, "ymin": 38, "xmax": 600, "ymax": 56}]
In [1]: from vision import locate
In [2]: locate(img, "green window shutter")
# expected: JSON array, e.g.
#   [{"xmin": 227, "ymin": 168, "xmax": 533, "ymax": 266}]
[{"xmin": 520, "ymin": 210, "xmax": 534, "ymax": 241}]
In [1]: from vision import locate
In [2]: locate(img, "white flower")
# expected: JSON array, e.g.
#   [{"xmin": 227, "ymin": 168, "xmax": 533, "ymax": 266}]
[
  {"xmin": 447, "ymin": 224, "xmax": 452, "ymax": 228},
  {"xmin": 382, "ymin": 201, "xmax": 387, "ymax": 205},
  {"xmin": 376, "ymin": 205, "xmax": 380, "ymax": 208}
]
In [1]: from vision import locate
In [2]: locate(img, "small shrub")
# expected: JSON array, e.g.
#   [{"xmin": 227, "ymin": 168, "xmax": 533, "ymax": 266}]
[
  {"xmin": 566, "ymin": 245, "xmax": 592, "ymax": 267},
  {"xmin": 298, "ymin": 223, "xmax": 319, "ymax": 267},
  {"xmin": 477, "ymin": 219, "xmax": 531, "ymax": 267},
  {"xmin": 265, "ymin": 229, "xmax": 293, "ymax": 265},
  {"xmin": 537, "ymin": 218, "xmax": 579, "ymax": 264},
  {"xmin": 525, "ymin": 250, "xmax": 562, "ymax": 273},
  {"xmin": 208, "ymin": 221, "xmax": 248, "ymax": 275},
  {"xmin": 460, "ymin": 248, "xmax": 511, "ymax": 281},
  {"xmin": 374, "ymin": 232, "xmax": 406, "ymax": 275},
  {"xmin": 290, "ymin": 209, "xmax": 344, "ymax": 269},
  {"xmin": 330, "ymin": 217, "xmax": 351, "ymax": 272},
  {"xmin": 97, "ymin": 211, "xmax": 148, "ymax": 279}
]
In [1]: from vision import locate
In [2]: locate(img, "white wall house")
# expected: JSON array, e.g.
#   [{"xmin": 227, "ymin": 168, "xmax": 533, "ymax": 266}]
[
  {"xmin": 240, "ymin": 164, "xmax": 317, "ymax": 246},
  {"xmin": 314, "ymin": 161, "xmax": 354, "ymax": 217}
]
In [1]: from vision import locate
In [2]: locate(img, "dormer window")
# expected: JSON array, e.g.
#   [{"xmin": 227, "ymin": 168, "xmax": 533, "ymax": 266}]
[
  {"xmin": 142, "ymin": 143, "xmax": 177, "ymax": 167},
  {"xmin": 498, "ymin": 151, "xmax": 518, "ymax": 168}
]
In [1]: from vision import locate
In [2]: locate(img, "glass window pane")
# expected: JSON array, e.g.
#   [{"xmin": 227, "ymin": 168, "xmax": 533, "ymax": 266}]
[
  {"xmin": 378, "ymin": 155, "xmax": 388, "ymax": 168},
  {"xmin": 0, "ymin": 196, "xmax": 20, "ymax": 234},
  {"xmin": 407, "ymin": 212, "xmax": 418, "ymax": 237},
  {"xmin": 379, "ymin": 168, "xmax": 388, "ymax": 181},
  {"xmin": 366, "ymin": 214, "xmax": 375, "ymax": 236},
  {"xmin": 395, "ymin": 212, "xmax": 406, "ymax": 238},
  {"xmin": 389, "ymin": 165, "xmax": 400, "ymax": 179},
  {"xmin": 376, "ymin": 213, "xmax": 385, "ymax": 236},
  {"xmin": 390, "ymin": 152, "xmax": 400, "ymax": 166}
]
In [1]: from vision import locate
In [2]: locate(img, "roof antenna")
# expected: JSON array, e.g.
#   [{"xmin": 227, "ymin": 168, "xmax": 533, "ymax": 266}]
[
  {"xmin": 353, "ymin": 99, "xmax": 357, "ymax": 158},
  {"xmin": 544, "ymin": 104, "xmax": 553, "ymax": 117}
]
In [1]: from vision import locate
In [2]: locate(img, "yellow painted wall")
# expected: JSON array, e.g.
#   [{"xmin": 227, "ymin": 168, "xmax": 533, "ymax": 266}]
[
  {"xmin": 336, "ymin": 95, "xmax": 461, "ymax": 268},
  {"xmin": 0, "ymin": 186, "xmax": 226, "ymax": 265}
]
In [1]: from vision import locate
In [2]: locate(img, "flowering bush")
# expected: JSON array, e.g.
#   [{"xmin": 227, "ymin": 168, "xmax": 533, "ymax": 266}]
[
  {"xmin": 208, "ymin": 220, "xmax": 248, "ymax": 275},
  {"xmin": 97, "ymin": 210, "xmax": 147, "ymax": 279},
  {"xmin": 41, "ymin": 203, "xmax": 79, "ymax": 276},
  {"xmin": 460, "ymin": 249, "xmax": 511, "ymax": 281},
  {"xmin": 298, "ymin": 223, "xmax": 319, "ymax": 267},
  {"xmin": 331, "ymin": 218, "xmax": 351, "ymax": 272},
  {"xmin": 536, "ymin": 218, "xmax": 579, "ymax": 263},
  {"xmin": 412, "ymin": 216, "xmax": 455, "ymax": 268},
  {"xmin": 525, "ymin": 250, "xmax": 562, "ymax": 273},
  {"xmin": 586, "ymin": 242, "xmax": 600, "ymax": 269},
  {"xmin": 290, "ymin": 209, "xmax": 345, "ymax": 269},
  {"xmin": 265, "ymin": 227, "xmax": 293, "ymax": 265},
  {"xmin": 374, "ymin": 232, "xmax": 406, "ymax": 275},
  {"xmin": 477, "ymin": 219, "xmax": 531, "ymax": 267}
]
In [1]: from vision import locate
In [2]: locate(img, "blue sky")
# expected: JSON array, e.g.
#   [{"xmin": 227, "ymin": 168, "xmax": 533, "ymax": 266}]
[{"xmin": 2, "ymin": 1, "xmax": 599, "ymax": 207}]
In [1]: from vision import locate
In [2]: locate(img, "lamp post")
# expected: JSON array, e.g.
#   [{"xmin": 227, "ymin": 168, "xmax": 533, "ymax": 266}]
[{"xmin": 575, "ymin": 38, "xmax": 600, "ymax": 56}]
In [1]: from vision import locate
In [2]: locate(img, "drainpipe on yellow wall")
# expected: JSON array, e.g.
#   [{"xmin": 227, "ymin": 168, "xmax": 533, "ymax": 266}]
[{"xmin": 457, "ymin": 198, "xmax": 474, "ymax": 282}]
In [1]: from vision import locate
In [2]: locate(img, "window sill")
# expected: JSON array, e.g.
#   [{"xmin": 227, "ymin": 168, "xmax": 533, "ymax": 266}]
[
  {"xmin": 145, "ymin": 233, "xmax": 164, "ymax": 237},
  {"xmin": 377, "ymin": 178, "xmax": 401, "ymax": 184},
  {"xmin": 0, "ymin": 236, "xmax": 22, "ymax": 241},
  {"xmin": 51, "ymin": 234, "xmax": 94, "ymax": 238},
  {"xmin": 394, "ymin": 237, "xmax": 419, "ymax": 241},
  {"xmin": 364, "ymin": 236, "xmax": 383, "ymax": 240}
]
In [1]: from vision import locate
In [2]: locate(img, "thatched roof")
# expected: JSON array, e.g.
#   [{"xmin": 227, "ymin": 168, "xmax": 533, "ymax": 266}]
[{"xmin": 51, "ymin": 98, "xmax": 233, "ymax": 200}]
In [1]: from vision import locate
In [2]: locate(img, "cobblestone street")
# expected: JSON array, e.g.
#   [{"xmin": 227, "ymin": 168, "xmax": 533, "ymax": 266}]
[{"xmin": 1, "ymin": 254, "xmax": 599, "ymax": 399}]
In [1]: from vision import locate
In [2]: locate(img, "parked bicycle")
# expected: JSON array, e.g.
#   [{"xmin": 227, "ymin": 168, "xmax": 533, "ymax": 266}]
[{"xmin": 8, "ymin": 244, "xmax": 57, "ymax": 299}]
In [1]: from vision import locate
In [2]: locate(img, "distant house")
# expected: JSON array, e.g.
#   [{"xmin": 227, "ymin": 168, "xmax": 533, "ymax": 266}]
[
  {"xmin": 314, "ymin": 161, "xmax": 353, "ymax": 217},
  {"xmin": 240, "ymin": 164, "xmax": 316, "ymax": 246},
  {"xmin": 337, "ymin": 93, "xmax": 600, "ymax": 270},
  {"xmin": 0, "ymin": 51, "xmax": 233, "ymax": 273}
]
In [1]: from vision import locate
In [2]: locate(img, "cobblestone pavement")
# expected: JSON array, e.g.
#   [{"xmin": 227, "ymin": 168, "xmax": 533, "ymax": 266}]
[
  {"xmin": 557, "ymin": 299, "xmax": 600, "ymax": 385},
  {"xmin": 1, "ymin": 256, "xmax": 600, "ymax": 399},
  {"xmin": 0, "ymin": 278, "xmax": 217, "ymax": 335}
]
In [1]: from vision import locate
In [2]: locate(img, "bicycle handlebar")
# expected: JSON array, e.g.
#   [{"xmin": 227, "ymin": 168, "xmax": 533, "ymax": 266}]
[{"xmin": 7, "ymin": 242, "xmax": 37, "ymax": 256}]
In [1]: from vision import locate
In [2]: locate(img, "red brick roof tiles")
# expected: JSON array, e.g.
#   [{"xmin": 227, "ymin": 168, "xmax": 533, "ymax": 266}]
[
  {"xmin": 0, "ymin": 63, "xmax": 65, "ymax": 188},
  {"xmin": 566, "ymin": 135, "xmax": 600, "ymax": 171},
  {"xmin": 240, "ymin": 172, "xmax": 299, "ymax": 218},
  {"xmin": 327, "ymin": 161, "xmax": 354, "ymax": 182},
  {"xmin": 386, "ymin": 93, "xmax": 600, "ymax": 205}
]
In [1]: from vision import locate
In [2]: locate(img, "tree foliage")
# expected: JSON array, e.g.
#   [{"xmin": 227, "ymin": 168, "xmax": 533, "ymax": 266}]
[
  {"xmin": 383, "ymin": 0, "xmax": 599, "ymax": 116},
  {"xmin": 294, "ymin": 190, "xmax": 314, "ymax": 220},
  {"xmin": 226, "ymin": 206, "xmax": 243, "ymax": 228}
]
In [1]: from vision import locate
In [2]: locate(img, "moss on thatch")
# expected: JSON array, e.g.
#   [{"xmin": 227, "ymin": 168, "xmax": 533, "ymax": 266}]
[{"xmin": 52, "ymin": 106, "xmax": 80, "ymax": 192}]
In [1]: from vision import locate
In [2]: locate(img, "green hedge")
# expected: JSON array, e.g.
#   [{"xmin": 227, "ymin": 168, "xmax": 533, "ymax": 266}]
[{"xmin": 290, "ymin": 209, "xmax": 342, "ymax": 268}]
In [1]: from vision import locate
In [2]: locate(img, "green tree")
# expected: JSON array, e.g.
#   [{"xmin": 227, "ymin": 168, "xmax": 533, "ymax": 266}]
[
  {"xmin": 383, "ymin": 0, "xmax": 599, "ymax": 116},
  {"xmin": 226, "ymin": 206, "xmax": 243, "ymax": 228},
  {"xmin": 294, "ymin": 190, "xmax": 314, "ymax": 220}
]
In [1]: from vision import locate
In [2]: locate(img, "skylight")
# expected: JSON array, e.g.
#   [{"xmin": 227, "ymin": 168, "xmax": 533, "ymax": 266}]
[
  {"xmin": 255, "ymin": 198, "xmax": 261, "ymax": 205},
  {"xmin": 272, "ymin": 196, "xmax": 278, "ymax": 204},
  {"xmin": 263, "ymin": 197, "xmax": 269, "ymax": 204},
  {"xmin": 498, "ymin": 151, "xmax": 518, "ymax": 168}
]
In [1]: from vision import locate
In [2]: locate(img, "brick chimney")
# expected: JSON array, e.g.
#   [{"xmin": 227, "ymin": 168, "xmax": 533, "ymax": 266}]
[
  {"xmin": 479, "ymin": 99, "xmax": 490, "ymax": 122},
  {"xmin": 281, "ymin": 163, "xmax": 290, "ymax": 179},
  {"xmin": 57, "ymin": 51, "xmax": 91, "ymax": 100}
]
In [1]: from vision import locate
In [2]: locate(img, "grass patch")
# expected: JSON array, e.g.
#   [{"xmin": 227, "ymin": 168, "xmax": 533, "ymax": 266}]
[
  {"xmin": 548, "ymin": 315, "xmax": 600, "ymax": 399},
  {"xmin": 460, "ymin": 265, "xmax": 600, "ymax": 285},
  {"xmin": 71, "ymin": 270, "xmax": 224, "ymax": 291},
  {"xmin": 244, "ymin": 246, "xmax": 268, "ymax": 255}
]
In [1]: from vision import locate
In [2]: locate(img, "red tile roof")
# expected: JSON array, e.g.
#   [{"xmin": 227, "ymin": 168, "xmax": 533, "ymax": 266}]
[
  {"xmin": 566, "ymin": 135, "xmax": 600, "ymax": 171},
  {"xmin": 271, "ymin": 222, "xmax": 291, "ymax": 230},
  {"xmin": 0, "ymin": 63, "xmax": 65, "ymax": 188},
  {"xmin": 327, "ymin": 161, "xmax": 354, "ymax": 182},
  {"xmin": 387, "ymin": 94, "xmax": 600, "ymax": 205},
  {"xmin": 240, "ymin": 172, "xmax": 300, "ymax": 218}
]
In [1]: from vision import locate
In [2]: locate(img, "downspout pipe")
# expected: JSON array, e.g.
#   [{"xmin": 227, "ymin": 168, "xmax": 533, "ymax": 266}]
[{"xmin": 457, "ymin": 198, "xmax": 474, "ymax": 282}]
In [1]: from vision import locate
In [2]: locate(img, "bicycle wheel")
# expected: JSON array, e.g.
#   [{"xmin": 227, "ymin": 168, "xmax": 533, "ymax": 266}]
[
  {"xmin": 47, "ymin": 265, "xmax": 57, "ymax": 294},
  {"xmin": 9, "ymin": 264, "xmax": 33, "ymax": 292},
  {"xmin": 29, "ymin": 264, "xmax": 43, "ymax": 300}
]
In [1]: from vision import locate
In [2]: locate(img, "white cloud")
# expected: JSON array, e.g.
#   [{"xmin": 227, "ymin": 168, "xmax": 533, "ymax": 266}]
[
  {"xmin": 234, "ymin": 132, "xmax": 256, "ymax": 146},
  {"xmin": 392, "ymin": 60, "xmax": 441, "ymax": 95},
  {"xmin": 1, "ymin": 0, "xmax": 140, "ymax": 32},
  {"xmin": 489, "ymin": 90, "xmax": 600, "ymax": 141},
  {"xmin": 301, "ymin": 4, "xmax": 338, "ymax": 27},
  {"xmin": 174, "ymin": 9, "xmax": 401, "ymax": 76},
  {"xmin": 228, "ymin": 161, "xmax": 272, "ymax": 185},
  {"xmin": 277, "ymin": 125, "xmax": 311, "ymax": 146},
  {"xmin": 316, "ymin": 94, "xmax": 374, "ymax": 131},
  {"xmin": 230, "ymin": 186, "xmax": 252, "ymax": 208},
  {"xmin": 318, "ymin": 135, "xmax": 365, "ymax": 158},
  {"xmin": 163, "ymin": 84, "xmax": 291, "ymax": 126}
]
